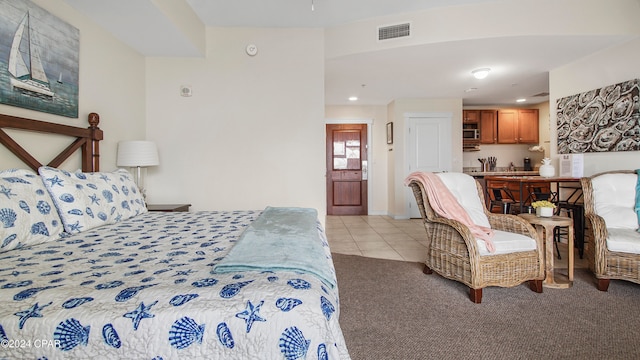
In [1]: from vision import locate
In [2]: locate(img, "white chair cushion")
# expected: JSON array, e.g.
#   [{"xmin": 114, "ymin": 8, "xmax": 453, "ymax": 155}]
[
  {"xmin": 436, "ymin": 172, "xmax": 491, "ymax": 228},
  {"xmin": 436, "ymin": 172, "xmax": 536, "ymax": 256},
  {"xmin": 592, "ymin": 173, "xmax": 638, "ymax": 229},
  {"xmin": 477, "ymin": 230, "xmax": 537, "ymax": 256},
  {"xmin": 606, "ymin": 228, "xmax": 640, "ymax": 254}
]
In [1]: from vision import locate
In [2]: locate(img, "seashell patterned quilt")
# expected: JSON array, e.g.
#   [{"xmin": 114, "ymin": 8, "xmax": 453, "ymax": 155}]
[{"xmin": 0, "ymin": 210, "xmax": 350, "ymax": 359}]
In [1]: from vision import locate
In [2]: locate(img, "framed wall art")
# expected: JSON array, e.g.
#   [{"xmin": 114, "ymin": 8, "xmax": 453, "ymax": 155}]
[
  {"xmin": 386, "ymin": 122, "xmax": 393, "ymax": 144},
  {"xmin": 0, "ymin": 0, "xmax": 79, "ymax": 118},
  {"xmin": 556, "ymin": 79, "xmax": 640, "ymax": 154}
]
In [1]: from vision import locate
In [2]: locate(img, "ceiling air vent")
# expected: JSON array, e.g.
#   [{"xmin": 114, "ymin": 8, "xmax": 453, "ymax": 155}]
[
  {"xmin": 378, "ymin": 22, "xmax": 411, "ymax": 41},
  {"xmin": 532, "ymin": 92, "xmax": 550, "ymax": 97}
]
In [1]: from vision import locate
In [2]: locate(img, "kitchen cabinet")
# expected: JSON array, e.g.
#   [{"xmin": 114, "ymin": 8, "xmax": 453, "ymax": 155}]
[
  {"xmin": 463, "ymin": 108, "xmax": 538, "ymax": 145},
  {"xmin": 463, "ymin": 110, "xmax": 481, "ymax": 151},
  {"xmin": 479, "ymin": 110, "xmax": 497, "ymax": 144},
  {"xmin": 496, "ymin": 109, "xmax": 518, "ymax": 143},
  {"xmin": 463, "ymin": 110, "xmax": 480, "ymax": 123},
  {"xmin": 517, "ymin": 109, "xmax": 539, "ymax": 143},
  {"xmin": 496, "ymin": 109, "xmax": 539, "ymax": 144}
]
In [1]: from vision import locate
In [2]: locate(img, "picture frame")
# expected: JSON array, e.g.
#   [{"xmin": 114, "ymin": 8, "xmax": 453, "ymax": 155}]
[
  {"xmin": 556, "ymin": 78, "xmax": 639, "ymax": 153},
  {"xmin": 0, "ymin": 0, "xmax": 80, "ymax": 118},
  {"xmin": 386, "ymin": 122, "xmax": 393, "ymax": 144}
]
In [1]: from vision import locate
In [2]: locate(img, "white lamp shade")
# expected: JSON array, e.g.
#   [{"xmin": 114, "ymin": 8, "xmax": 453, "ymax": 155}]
[{"xmin": 117, "ymin": 141, "xmax": 159, "ymax": 167}]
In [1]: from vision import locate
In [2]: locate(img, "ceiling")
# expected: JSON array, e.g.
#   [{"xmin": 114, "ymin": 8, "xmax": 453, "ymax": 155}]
[{"xmin": 63, "ymin": 0, "xmax": 636, "ymax": 106}]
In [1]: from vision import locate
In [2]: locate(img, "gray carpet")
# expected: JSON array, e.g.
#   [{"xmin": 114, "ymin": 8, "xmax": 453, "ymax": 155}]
[{"xmin": 332, "ymin": 253, "xmax": 640, "ymax": 360}]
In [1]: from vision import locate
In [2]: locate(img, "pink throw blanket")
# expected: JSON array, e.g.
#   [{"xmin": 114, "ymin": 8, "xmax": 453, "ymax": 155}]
[{"xmin": 405, "ymin": 172, "xmax": 495, "ymax": 253}]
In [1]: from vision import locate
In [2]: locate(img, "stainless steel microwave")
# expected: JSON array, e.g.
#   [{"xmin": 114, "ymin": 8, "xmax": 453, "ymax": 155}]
[{"xmin": 463, "ymin": 128, "xmax": 479, "ymax": 140}]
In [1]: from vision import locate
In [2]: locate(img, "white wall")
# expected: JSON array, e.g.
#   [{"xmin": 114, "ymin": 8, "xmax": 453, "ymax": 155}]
[
  {"xmin": 145, "ymin": 28, "xmax": 326, "ymax": 214},
  {"xmin": 325, "ymin": 0, "xmax": 640, "ymax": 59},
  {"xmin": 325, "ymin": 105, "xmax": 389, "ymax": 215},
  {"xmin": 0, "ymin": 0, "xmax": 146, "ymax": 171},
  {"xmin": 549, "ymin": 37, "xmax": 640, "ymax": 175}
]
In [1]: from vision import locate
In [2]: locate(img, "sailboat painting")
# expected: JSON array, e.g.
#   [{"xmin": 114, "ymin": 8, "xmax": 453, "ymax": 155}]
[
  {"xmin": 0, "ymin": 0, "xmax": 79, "ymax": 118},
  {"xmin": 9, "ymin": 12, "xmax": 54, "ymax": 99}
]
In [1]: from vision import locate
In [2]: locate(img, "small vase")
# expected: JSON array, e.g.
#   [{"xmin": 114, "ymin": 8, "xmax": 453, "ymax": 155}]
[
  {"xmin": 536, "ymin": 207, "xmax": 553, "ymax": 217},
  {"xmin": 539, "ymin": 158, "xmax": 555, "ymax": 178}
]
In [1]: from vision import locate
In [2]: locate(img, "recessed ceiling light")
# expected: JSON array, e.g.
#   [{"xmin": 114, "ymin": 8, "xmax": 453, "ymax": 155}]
[
  {"xmin": 516, "ymin": 98, "xmax": 526, "ymax": 103},
  {"xmin": 471, "ymin": 68, "xmax": 491, "ymax": 80},
  {"xmin": 348, "ymin": 96, "xmax": 358, "ymax": 101}
]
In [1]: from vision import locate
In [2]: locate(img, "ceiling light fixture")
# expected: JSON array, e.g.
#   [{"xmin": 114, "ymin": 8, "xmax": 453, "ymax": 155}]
[
  {"xmin": 472, "ymin": 68, "xmax": 491, "ymax": 80},
  {"xmin": 348, "ymin": 96, "xmax": 358, "ymax": 101},
  {"xmin": 516, "ymin": 98, "xmax": 526, "ymax": 103}
]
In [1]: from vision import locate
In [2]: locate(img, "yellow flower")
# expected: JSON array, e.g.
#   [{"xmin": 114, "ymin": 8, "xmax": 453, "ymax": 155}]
[{"xmin": 531, "ymin": 200, "xmax": 556, "ymax": 209}]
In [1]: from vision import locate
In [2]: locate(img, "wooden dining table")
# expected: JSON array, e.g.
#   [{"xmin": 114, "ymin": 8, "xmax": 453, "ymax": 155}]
[
  {"xmin": 483, "ymin": 175, "xmax": 582, "ymax": 214},
  {"xmin": 484, "ymin": 174, "xmax": 585, "ymax": 259}
]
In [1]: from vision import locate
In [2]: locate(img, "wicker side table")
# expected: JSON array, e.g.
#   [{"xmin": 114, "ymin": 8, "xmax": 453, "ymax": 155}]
[{"xmin": 518, "ymin": 213, "xmax": 574, "ymax": 288}]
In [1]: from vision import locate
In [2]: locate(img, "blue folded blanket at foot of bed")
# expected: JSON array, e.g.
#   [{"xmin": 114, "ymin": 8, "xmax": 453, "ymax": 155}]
[{"xmin": 212, "ymin": 206, "xmax": 336, "ymax": 288}]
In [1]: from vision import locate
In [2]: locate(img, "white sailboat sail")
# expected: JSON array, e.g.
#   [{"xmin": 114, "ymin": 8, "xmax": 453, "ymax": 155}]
[
  {"xmin": 29, "ymin": 38, "xmax": 48, "ymax": 85},
  {"xmin": 8, "ymin": 14, "xmax": 29, "ymax": 79},
  {"xmin": 8, "ymin": 12, "xmax": 54, "ymax": 98}
]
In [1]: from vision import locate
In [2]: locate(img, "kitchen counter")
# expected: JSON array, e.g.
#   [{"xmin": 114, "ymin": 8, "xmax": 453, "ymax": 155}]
[{"xmin": 464, "ymin": 171, "xmax": 539, "ymax": 177}]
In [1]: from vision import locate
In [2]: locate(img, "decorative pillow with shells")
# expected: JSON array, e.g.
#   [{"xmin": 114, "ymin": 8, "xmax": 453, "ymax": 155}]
[
  {"xmin": 38, "ymin": 166, "xmax": 147, "ymax": 234},
  {"xmin": 0, "ymin": 168, "xmax": 64, "ymax": 252}
]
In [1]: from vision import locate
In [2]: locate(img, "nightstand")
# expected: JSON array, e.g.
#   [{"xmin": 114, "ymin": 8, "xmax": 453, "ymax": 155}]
[{"xmin": 147, "ymin": 204, "xmax": 191, "ymax": 212}]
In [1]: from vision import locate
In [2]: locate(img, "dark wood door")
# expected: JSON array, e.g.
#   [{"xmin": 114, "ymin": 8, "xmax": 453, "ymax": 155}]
[{"xmin": 326, "ymin": 124, "xmax": 367, "ymax": 215}]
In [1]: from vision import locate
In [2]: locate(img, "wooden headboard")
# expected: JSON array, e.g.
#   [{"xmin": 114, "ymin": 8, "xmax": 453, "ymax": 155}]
[{"xmin": 0, "ymin": 113, "xmax": 103, "ymax": 172}]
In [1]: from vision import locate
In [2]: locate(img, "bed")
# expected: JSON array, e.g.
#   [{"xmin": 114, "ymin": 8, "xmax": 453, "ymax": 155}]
[{"xmin": 0, "ymin": 113, "xmax": 350, "ymax": 359}]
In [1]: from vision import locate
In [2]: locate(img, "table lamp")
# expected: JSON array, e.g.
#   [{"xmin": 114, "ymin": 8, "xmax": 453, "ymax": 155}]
[{"xmin": 116, "ymin": 140, "xmax": 159, "ymax": 199}]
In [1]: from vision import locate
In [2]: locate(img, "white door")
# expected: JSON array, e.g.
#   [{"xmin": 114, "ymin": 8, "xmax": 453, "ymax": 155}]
[{"xmin": 406, "ymin": 113, "xmax": 452, "ymax": 218}]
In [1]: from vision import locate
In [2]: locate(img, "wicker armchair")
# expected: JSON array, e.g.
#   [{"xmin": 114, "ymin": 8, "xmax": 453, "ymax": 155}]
[
  {"xmin": 581, "ymin": 170, "xmax": 640, "ymax": 291},
  {"xmin": 408, "ymin": 173, "xmax": 544, "ymax": 303}
]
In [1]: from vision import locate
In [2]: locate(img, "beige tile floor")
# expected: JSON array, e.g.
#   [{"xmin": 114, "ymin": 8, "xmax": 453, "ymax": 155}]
[
  {"xmin": 325, "ymin": 215, "xmax": 428, "ymax": 262},
  {"xmin": 325, "ymin": 215, "xmax": 588, "ymax": 269}
]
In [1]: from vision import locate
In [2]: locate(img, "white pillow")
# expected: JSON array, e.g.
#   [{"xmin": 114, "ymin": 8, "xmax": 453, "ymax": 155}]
[
  {"xmin": 592, "ymin": 173, "xmax": 638, "ymax": 229},
  {"xmin": 0, "ymin": 169, "xmax": 64, "ymax": 252},
  {"xmin": 437, "ymin": 172, "xmax": 491, "ymax": 228},
  {"xmin": 38, "ymin": 167, "xmax": 147, "ymax": 234}
]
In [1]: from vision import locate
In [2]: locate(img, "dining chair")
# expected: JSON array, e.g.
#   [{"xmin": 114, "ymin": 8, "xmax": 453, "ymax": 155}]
[{"xmin": 486, "ymin": 182, "xmax": 520, "ymax": 214}]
